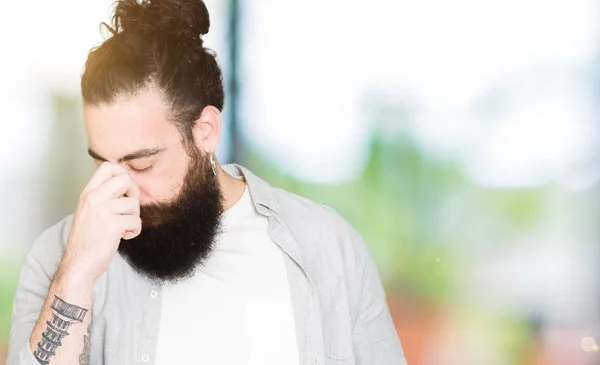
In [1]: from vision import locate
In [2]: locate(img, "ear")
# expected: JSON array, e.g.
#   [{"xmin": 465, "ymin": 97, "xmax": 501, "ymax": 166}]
[{"xmin": 192, "ymin": 106, "xmax": 221, "ymax": 154}]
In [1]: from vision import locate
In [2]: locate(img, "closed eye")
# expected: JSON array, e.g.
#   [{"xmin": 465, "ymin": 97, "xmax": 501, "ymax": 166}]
[{"xmin": 130, "ymin": 165, "xmax": 153, "ymax": 174}]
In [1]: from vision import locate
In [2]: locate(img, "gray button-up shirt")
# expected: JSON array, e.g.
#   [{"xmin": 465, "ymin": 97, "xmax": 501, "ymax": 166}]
[{"xmin": 8, "ymin": 164, "xmax": 406, "ymax": 365}]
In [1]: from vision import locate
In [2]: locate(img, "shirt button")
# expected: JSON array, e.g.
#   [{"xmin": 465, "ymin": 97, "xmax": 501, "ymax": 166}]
[
  {"xmin": 149, "ymin": 290, "xmax": 158, "ymax": 299},
  {"xmin": 141, "ymin": 354, "xmax": 150, "ymax": 363}
]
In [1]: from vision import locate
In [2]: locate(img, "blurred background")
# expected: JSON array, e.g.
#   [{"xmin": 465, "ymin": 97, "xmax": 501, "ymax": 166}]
[{"xmin": 1, "ymin": 0, "xmax": 599, "ymax": 364}]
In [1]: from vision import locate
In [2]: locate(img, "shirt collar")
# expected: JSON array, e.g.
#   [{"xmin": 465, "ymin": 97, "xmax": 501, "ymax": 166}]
[
  {"xmin": 221, "ymin": 163, "xmax": 280, "ymax": 216},
  {"xmin": 222, "ymin": 164, "xmax": 314, "ymax": 285}
]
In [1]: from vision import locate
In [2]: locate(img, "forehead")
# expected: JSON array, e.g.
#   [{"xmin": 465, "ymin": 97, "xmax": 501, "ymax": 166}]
[{"xmin": 83, "ymin": 88, "xmax": 180, "ymax": 158}]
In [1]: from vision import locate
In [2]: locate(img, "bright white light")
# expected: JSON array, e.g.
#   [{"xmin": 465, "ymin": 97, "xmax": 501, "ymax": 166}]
[
  {"xmin": 241, "ymin": 0, "xmax": 372, "ymax": 183},
  {"xmin": 581, "ymin": 336, "xmax": 598, "ymax": 352},
  {"xmin": 242, "ymin": 0, "xmax": 598, "ymax": 185},
  {"xmin": 0, "ymin": 80, "xmax": 51, "ymax": 174},
  {"xmin": 464, "ymin": 89, "xmax": 598, "ymax": 188}
]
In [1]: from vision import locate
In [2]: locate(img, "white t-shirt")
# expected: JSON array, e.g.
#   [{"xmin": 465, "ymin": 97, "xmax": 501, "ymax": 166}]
[{"xmin": 154, "ymin": 186, "xmax": 299, "ymax": 365}]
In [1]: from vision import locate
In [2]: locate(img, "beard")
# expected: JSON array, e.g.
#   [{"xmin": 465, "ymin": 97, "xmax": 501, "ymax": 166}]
[{"xmin": 118, "ymin": 148, "xmax": 224, "ymax": 284}]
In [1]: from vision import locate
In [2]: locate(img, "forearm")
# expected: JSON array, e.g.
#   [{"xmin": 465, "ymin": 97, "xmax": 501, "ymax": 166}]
[
  {"xmin": 28, "ymin": 264, "xmax": 94, "ymax": 365},
  {"xmin": 9, "ymin": 163, "xmax": 134, "ymax": 365}
]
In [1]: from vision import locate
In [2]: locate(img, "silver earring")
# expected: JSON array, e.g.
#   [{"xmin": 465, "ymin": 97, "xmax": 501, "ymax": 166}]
[{"xmin": 210, "ymin": 153, "xmax": 217, "ymax": 176}]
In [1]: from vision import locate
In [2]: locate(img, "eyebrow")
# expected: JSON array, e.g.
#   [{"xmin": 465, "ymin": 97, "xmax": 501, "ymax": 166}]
[{"xmin": 88, "ymin": 147, "xmax": 165, "ymax": 163}]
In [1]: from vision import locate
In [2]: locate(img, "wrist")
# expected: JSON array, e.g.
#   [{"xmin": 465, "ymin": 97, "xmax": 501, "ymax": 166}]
[
  {"xmin": 46, "ymin": 260, "xmax": 96, "ymax": 314},
  {"xmin": 57, "ymin": 254, "xmax": 98, "ymax": 290}
]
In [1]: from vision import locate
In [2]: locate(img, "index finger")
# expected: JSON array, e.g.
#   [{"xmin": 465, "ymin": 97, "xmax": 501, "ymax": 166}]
[
  {"xmin": 82, "ymin": 162, "xmax": 129, "ymax": 196},
  {"xmin": 94, "ymin": 173, "xmax": 140, "ymax": 200}
]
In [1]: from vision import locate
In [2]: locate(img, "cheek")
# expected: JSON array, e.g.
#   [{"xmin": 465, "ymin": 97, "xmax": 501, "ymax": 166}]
[{"xmin": 132, "ymin": 169, "xmax": 185, "ymax": 204}]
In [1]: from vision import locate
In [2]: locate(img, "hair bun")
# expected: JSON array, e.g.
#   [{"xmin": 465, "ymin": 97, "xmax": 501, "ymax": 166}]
[{"xmin": 112, "ymin": 0, "xmax": 210, "ymax": 40}]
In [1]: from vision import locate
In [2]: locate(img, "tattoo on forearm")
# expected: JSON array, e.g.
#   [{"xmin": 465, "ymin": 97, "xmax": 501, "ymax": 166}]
[
  {"xmin": 79, "ymin": 323, "xmax": 91, "ymax": 365},
  {"xmin": 33, "ymin": 295, "xmax": 88, "ymax": 365}
]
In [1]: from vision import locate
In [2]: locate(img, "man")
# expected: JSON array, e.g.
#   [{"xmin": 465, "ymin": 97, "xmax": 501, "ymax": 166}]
[{"xmin": 7, "ymin": 0, "xmax": 406, "ymax": 364}]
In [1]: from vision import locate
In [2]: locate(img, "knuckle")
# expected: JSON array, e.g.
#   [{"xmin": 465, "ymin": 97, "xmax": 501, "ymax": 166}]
[
  {"xmin": 85, "ymin": 192, "xmax": 100, "ymax": 206},
  {"xmin": 117, "ymin": 173, "xmax": 131, "ymax": 185},
  {"xmin": 99, "ymin": 161, "xmax": 113, "ymax": 171},
  {"xmin": 131, "ymin": 216, "xmax": 142, "ymax": 227}
]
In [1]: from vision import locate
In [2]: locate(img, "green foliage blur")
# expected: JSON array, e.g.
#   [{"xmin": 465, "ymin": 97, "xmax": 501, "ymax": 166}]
[
  {"xmin": 246, "ymin": 132, "xmax": 547, "ymax": 306},
  {"xmin": 0, "ymin": 256, "xmax": 19, "ymax": 348}
]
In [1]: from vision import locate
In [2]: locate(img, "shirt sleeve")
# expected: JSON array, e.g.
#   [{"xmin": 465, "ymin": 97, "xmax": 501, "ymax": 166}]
[
  {"xmin": 351, "ymin": 231, "xmax": 408, "ymax": 365},
  {"xmin": 6, "ymin": 230, "xmax": 59, "ymax": 365}
]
